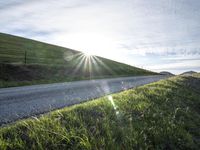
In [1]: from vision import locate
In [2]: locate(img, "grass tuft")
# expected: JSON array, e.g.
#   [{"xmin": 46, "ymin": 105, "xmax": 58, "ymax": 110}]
[{"xmin": 0, "ymin": 74, "xmax": 200, "ymax": 149}]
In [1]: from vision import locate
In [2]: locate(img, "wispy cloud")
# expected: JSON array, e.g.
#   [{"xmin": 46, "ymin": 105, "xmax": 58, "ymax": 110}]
[
  {"xmin": 148, "ymin": 59, "xmax": 200, "ymax": 74},
  {"xmin": 0, "ymin": 0, "xmax": 200, "ymax": 74},
  {"xmin": 0, "ymin": 0, "xmax": 27, "ymax": 10}
]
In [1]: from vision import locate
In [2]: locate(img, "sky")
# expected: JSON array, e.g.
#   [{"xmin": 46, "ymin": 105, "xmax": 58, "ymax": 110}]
[{"xmin": 0, "ymin": 0, "xmax": 200, "ymax": 74}]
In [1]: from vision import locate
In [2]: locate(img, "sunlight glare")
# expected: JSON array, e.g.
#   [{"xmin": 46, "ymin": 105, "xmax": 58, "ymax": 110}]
[
  {"xmin": 59, "ymin": 33, "xmax": 116, "ymax": 59},
  {"xmin": 83, "ymin": 50, "xmax": 94, "ymax": 57},
  {"xmin": 108, "ymin": 95, "xmax": 120, "ymax": 116},
  {"xmin": 108, "ymin": 95, "xmax": 117, "ymax": 111}
]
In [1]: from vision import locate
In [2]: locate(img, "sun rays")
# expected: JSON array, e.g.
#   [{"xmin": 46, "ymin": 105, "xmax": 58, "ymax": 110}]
[
  {"xmin": 71, "ymin": 52, "xmax": 120, "ymax": 117},
  {"xmin": 65, "ymin": 51, "xmax": 116, "ymax": 79}
]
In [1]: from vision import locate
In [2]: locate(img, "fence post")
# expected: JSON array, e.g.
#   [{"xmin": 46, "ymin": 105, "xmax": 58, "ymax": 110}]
[{"xmin": 24, "ymin": 50, "xmax": 27, "ymax": 65}]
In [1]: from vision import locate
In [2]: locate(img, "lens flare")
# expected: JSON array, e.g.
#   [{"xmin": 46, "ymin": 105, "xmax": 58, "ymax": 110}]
[{"xmin": 108, "ymin": 95, "xmax": 120, "ymax": 116}]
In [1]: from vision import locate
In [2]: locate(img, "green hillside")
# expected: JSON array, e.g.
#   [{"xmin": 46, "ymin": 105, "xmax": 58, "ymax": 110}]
[
  {"xmin": 0, "ymin": 32, "xmax": 157, "ymax": 88},
  {"xmin": 1, "ymin": 74, "xmax": 199, "ymax": 149}
]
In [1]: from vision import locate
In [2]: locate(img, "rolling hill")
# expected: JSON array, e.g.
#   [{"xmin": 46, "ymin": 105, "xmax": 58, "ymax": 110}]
[
  {"xmin": 181, "ymin": 71, "xmax": 197, "ymax": 75},
  {"xmin": 160, "ymin": 71, "xmax": 174, "ymax": 75},
  {"xmin": 0, "ymin": 32, "xmax": 158, "ymax": 88}
]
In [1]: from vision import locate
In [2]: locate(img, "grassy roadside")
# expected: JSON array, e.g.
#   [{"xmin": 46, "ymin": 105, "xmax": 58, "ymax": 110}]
[
  {"xmin": 0, "ymin": 74, "xmax": 200, "ymax": 149},
  {"xmin": 0, "ymin": 63, "xmax": 156, "ymax": 88},
  {"xmin": 0, "ymin": 73, "xmax": 147, "ymax": 88}
]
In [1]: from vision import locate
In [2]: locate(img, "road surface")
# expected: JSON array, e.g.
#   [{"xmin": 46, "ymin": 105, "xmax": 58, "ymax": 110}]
[{"xmin": 0, "ymin": 75, "xmax": 169, "ymax": 125}]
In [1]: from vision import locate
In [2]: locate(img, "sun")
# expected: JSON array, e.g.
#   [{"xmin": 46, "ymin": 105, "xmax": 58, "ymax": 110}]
[
  {"xmin": 83, "ymin": 50, "xmax": 94, "ymax": 57},
  {"xmin": 59, "ymin": 32, "xmax": 116, "ymax": 59}
]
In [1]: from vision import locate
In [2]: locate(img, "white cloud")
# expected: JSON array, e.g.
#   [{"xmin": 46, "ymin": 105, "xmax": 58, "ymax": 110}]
[
  {"xmin": 148, "ymin": 60, "xmax": 200, "ymax": 70},
  {"xmin": 0, "ymin": 0, "xmax": 200, "ymax": 74}
]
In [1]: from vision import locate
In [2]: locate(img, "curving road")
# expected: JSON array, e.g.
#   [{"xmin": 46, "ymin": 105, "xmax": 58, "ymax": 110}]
[{"xmin": 0, "ymin": 75, "xmax": 169, "ymax": 125}]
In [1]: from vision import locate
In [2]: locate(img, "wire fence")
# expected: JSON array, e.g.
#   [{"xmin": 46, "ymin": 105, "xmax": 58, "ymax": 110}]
[{"xmin": 0, "ymin": 50, "xmax": 65, "ymax": 65}]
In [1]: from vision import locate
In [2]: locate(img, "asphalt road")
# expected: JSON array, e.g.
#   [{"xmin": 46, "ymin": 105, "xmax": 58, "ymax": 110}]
[{"xmin": 0, "ymin": 75, "xmax": 169, "ymax": 125}]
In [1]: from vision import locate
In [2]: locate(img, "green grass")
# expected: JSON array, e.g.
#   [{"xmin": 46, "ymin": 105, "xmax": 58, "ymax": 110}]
[
  {"xmin": 0, "ymin": 32, "xmax": 157, "ymax": 88},
  {"xmin": 1, "ymin": 74, "xmax": 200, "ymax": 149}
]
